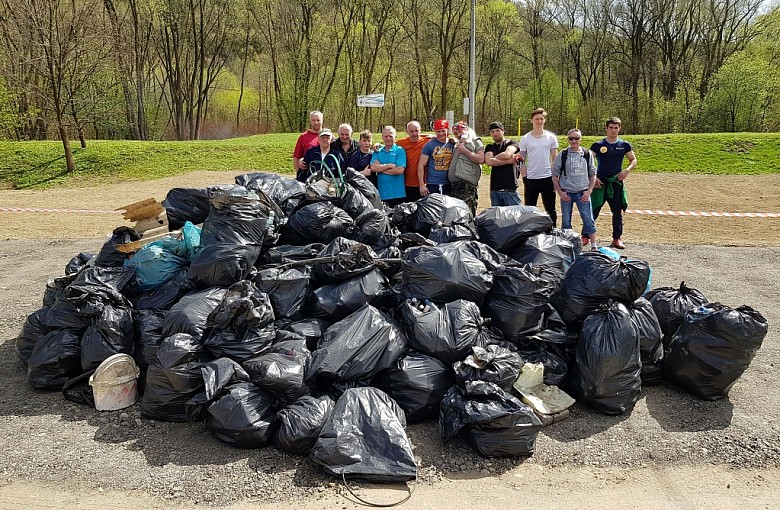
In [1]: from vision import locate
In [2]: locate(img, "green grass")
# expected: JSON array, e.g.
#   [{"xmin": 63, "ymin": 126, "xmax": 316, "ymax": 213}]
[{"xmin": 1, "ymin": 132, "xmax": 778, "ymax": 190}]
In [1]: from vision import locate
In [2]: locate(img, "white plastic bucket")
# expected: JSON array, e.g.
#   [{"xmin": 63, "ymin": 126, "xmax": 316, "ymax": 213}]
[{"xmin": 89, "ymin": 354, "xmax": 140, "ymax": 411}]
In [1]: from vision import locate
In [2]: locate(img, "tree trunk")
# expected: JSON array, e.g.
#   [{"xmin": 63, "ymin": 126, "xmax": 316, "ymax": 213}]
[{"xmin": 58, "ymin": 122, "xmax": 76, "ymax": 173}]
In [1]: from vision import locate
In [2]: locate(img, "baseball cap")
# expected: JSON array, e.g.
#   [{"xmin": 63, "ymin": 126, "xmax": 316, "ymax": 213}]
[
  {"xmin": 454, "ymin": 120, "xmax": 468, "ymax": 131},
  {"xmin": 489, "ymin": 121, "xmax": 504, "ymax": 131},
  {"xmin": 433, "ymin": 119, "xmax": 449, "ymax": 131},
  {"xmin": 319, "ymin": 128, "xmax": 333, "ymax": 137}
]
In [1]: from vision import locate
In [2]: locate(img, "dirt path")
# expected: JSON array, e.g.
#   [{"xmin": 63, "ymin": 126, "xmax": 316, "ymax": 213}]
[{"xmin": 1, "ymin": 171, "xmax": 779, "ymax": 245}]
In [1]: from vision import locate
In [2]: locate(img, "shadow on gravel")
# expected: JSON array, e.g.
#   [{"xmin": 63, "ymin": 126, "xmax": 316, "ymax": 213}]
[
  {"xmin": 540, "ymin": 403, "xmax": 630, "ymax": 443},
  {"xmin": 644, "ymin": 384, "xmax": 733, "ymax": 432}
]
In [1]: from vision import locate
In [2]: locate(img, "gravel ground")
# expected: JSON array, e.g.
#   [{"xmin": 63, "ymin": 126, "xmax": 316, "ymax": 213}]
[{"xmin": 0, "ymin": 238, "xmax": 778, "ymax": 507}]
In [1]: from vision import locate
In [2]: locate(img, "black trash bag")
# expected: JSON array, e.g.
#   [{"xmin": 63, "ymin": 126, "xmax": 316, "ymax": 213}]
[
  {"xmin": 305, "ymin": 305, "xmax": 407, "ymax": 390},
  {"xmin": 575, "ymin": 301, "xmax": 641, "ymax": 415},
  {"xmin": 273, "ymin": 395, "xmax": 335, "ymax": 455},
  {"xmin": 400, "ymin": 244, "xmax": 492, "ymax": 305},
  {"xmin": 42, "ymin": 274, "xmax": 77, "ymax": 309},
  {"xmin": 132, "ymin": 267, "xmax": 195, "ymax": 310},
  {"xmin": 313, "ymin": 238, "xmax": 378, "ymax": 284},
  {"xmin": 257, "ymin": 243, "xmax": 325, "ymax": 266},
  {"xmin": 156, "ymin": 333, "xmax": 203, "ymax": 368},
  {"xmin": 483, "ymin": 264, "xmax": 557, "ymax": 342},
  {"xmin": 628, "ymin": 297, "xmax": 664, "ymax": 386},
  {"xmin": 285, "ymin": 318, "xmax": 331, "ymax": 352},
  {"xmin": 234, "ymin": 172, "xmax": 306, "ymax": 218},
  {"xmin": 27, "ymin": 329, "xmax": 83, "ymax": 389},
  {"xmin": 551, "ymin": 251, "xmax": 651, "ymax": 328},
  {"xmin": 200, "ymin": 185, "xmax": 281, "ymax": 247},
  {"xmin": 475, "ymin": 205, "xmax": 552, "ymax": 253},
  {"xmin": 163, "ymin": 187, "xmax": 212, "ymax": 230},
  {"xmin": 412, "ymin": 194, "xmax": 474, "ymax": 236},
  {"xmin": 343, "ymin": 167, "xmax": 382, "ymax": 209},
  {"xmin": 242, "ymin": 346, "xmax": 311, "ymax": 404},
  {"xmin": 664, "ymin": 303, "xmax": 768, "ymax": 400},
  {"xmin": 355, "ymin": 209, "xmax": 390, "ymax": 246},
  {"xmin": 374, "ymin": 352, "xmax": 455, "ymax": 422},
  {"xmin": 448, "ymin": 239, "xmax": 516, "ymax": 272},
  {"xmin": 511, "ymin": 232, "xmax": 577, "ymax": 275},
  {"xmin": 80, "ymin": 303, "xmax": 135, "ymax": 371},
  {"xmin": 134, "ymin": 309, "xmax": 166, "ymax": 369},
  {"xmin": 204, "ymin": 382, "xmax": 278, "ymax": 448},
  {"xmin": 516, "ymin": 327, "xmax": 577, "ymax": 387},
  {"xmin": 161, "ymin": 287, "xmax": 228, "ymax": 340},
  {"xmin": 141, "ymin": 361, "xmax": 205, "ymax": 422},
  {"xmin": 182, "ymin": 357, "xmax": 252, "ymax": 421},
  {"xmin": 254, "ymin": 267, "xmax": 312, "ymax": 321},
  {"xmin": 94, "ymin": 226, "xmax": 142, "ymax": 267},
  {"xmin": 282, "ymin": 202, "xmax": 355, "ymax": 245},
  {"xmin": 645, "ymin": 281, "xmax": 708, "ymax": 347},
  {"xmin": 389, "ymin": 202, "xmax": 418, "ymax": 232},
  {"xmin": 202, "ymin": 280, "xmax": 276, "ymax": 362},
  {"xmin": 310, "ymin": 268, "xmax": 393, "ymax": 322},
  {"xmin": 310, "ymin": 387, "xmax": 417, "ymax": 482},
  {"xmin": 453, "ymin": 344, "xmax": 523, "ymax": 392},
  {"xmin": 550, "ymin": 228, "xmax": 583, "ymax": 253},
  {"xmin": 188, "ymin": 242, "xmax": 262, "ymax": 288},
  {"xmin": 331, "ymin": 185, "xmax": 375, "ymax": 220},
  {"xmin": 440, "ymin": 381, "xmax": 543, "ymax": 457},
  {"xmin": 428, "ymin": 223, "xmax": 477, "ymax": 243},
  {"xmin": 372, "ymin": 233, "xmax": 402, "ymax": 259},
  {"xmin": 65, "ymin": 252, "xmax": 94, "ymax": 275},
  {"xmin": 15, "ymin": 309, "xmax": 51, "ymax": 367},
  {"xmin": 399, "ymin": 299, "xmax": 499, "ymax": 365}
]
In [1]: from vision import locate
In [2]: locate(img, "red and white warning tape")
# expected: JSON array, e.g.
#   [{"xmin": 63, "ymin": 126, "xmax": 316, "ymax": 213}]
[
  {"xmin": 623, "ymin": 209, "xmax": 780, "ymax": 218},
  {"xmin": 0, "ymin": 207, "xmax": 120, "ymax": 214}
]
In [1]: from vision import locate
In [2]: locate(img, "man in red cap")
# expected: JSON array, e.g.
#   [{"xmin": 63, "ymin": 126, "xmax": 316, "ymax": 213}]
[{"xmin": 417, "ymin": 118, "xmax": 456, "ymax": 196}]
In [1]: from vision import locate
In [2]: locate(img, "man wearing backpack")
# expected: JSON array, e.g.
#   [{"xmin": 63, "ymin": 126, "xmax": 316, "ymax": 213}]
[{"xmin": 552, "ymin": 128, "xmax": 598, "ymax": 250}]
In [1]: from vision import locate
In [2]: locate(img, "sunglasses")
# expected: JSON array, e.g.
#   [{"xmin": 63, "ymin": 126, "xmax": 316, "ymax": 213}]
[{"xmin": 568, "ymin": 136, "xmax": 581, "ymax": 140}]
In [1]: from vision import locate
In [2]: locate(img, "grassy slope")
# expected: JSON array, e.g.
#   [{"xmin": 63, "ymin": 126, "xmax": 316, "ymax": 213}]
[{"xmin": 0, "ymin": 132, "xmax": 777, "ymax": 189}]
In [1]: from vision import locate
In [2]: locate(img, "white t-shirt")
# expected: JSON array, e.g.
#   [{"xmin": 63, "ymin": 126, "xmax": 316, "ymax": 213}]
[{"xmin": 519, "ymin": 131, "xmax": 559, "ymax": 179}]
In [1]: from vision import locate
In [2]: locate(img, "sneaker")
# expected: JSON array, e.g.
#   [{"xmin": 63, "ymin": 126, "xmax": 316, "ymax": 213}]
[
  {"xmin": 610, "ymin": 239, "xmax": 626, "ymax": 250},
  {"xmin": 581, "ymin": 236, "xmax": 590, "ymax": 246},
  {"xmin": 590, "ymin": 245, "xmax": 599, "ymax": 251}
]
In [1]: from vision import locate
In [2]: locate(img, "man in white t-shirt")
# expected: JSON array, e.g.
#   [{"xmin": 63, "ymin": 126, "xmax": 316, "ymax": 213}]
[{"xmin": 518, "ymin": 107, "xmax": 559, "ymax": 227}]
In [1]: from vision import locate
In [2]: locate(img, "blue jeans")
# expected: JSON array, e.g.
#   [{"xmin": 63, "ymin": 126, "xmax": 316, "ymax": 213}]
[
  {"xmin": 560, "ymin": 191, "xmax": 596, "ymax": 236},
  {"xmin": 490, "ymin": 190, "xmax": 521, "ymax": 206}
]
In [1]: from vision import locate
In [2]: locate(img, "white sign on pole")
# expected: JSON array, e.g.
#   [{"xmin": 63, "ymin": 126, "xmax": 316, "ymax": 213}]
[
  {"xmin": 446, "ymin": 110, "xmax": 455, "ymax": 130},
  {"xmin": 356, "ymin": 94, "xmax": 385, "ymax": 108},
  {"xmin": 463, "ymin": 97, "xmax": 469, "ymax": 115}
]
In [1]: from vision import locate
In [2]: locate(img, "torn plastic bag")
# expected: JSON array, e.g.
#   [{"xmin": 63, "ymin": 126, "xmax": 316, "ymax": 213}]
[
  {"xmin": 204, "ymin": 382, "xmax": 278, "ymax": 448},
  {"xmin": 401, "ymin": 244, "xmax": 492, "ymax": 305},
  {"xmin": 413, "ymin": 194, "xmax": 474, "ymax": 236},
  {"xmin": 273, "ymin": 395, "xmax": 335, "ymax": 455},
  {"xmin": 141, "ymin": 361, "xmax": 205, "ymax": 422},
  {"xmin": 305, "ymin": 305, "xmax": 407, "ymax": 391},
  {"xmin": 664, "ymin": 303, "xmax": 768, "ymax": 400},
  {"xmin": 310, "ymin": 268, "xmax": 393, "ymax": 322},
  {"xmin": 453, "ymin": 344, "xmax": 523, "ymax": 392},
  {"xmin": 285, "ymin": 318, "xmax": 331, "ymax": 351},
  {"xmin": 483, "ymin": 264, "xmax": 558, "ymax": 342},
  {"xmin": 310, "ymin": 387, "xmax": 416, "ymax": 482},
  {"xmin": 242, "ymin": 347, "xmax": 311, "ymax": 404},
  {"xmin": 94, "ymin": 226, "xmax": 142, "ymax": 267},
  {"xmin": 628, "ymin": 297, "xmax": 664, "ymax": 386},
  {"xmin": 134, "ymin": 309, "xmax": 166, "ymax": 369},
  {"xmin": 551, "ymin": 251, "xmax": 651, "ymax": 328},
  {"xmin": 355, "ymin": 209, "xmax": 390, "ymax": 246},
  {"xmin": 257, "ymin": 243, "xmax": 325, "ymax": 266},
  {"xmin": 399, "ymin": 299, "xmax": 499, "ymax": 366},
  {"xmin": 440, "ymin": 381, "xmax": 543, "ymax": 457},
  {"xmin": 15, "ymin": 309, "xmax": 51, "ymax": 366},
  {"xmin": 475, "ymin": 205, "xmax": 552, "ymax": 253},
  {"xmin": 645, "ymin": 281, "xmax": 708, "ymax": 346},
  {"xmin": 161, "ymin": 287, "xmax": 227, "ymax": 340},
  {"xmin": 428, "ymin": 223, "xmax": 477, "ymax": 243},
  {"xmin": 254, "ymin": 267, "xmax": 312, "ymax": 321},
  {"xmin": 343, "ymin": 167, "xmax": 382, "ymax": 209},
  {"xmin": 374, "ymin": 352, "xmax": 455, "ymax": 422},
  {"xmin": 312, "ymin": 238, "xmax": 378, "ymax": 285},
  {"xmin": 26, "ymin": 329, "xmax": 82, "ymax": 389},
  {"xmin": 163, "ymin": 187, "xmax": 211, "ymax": 230},
  {"xmin": 65, "ymin": 252, "xmax": 94, "ymax": 275},
  {"xmin": 124, "ymin": 238, "xmax": 191, "ymax": 292},
  {"xmin": 511, "ymin": 232, "xmax": 577, "ymax": 275},
  {"xmin": 202, "ymin": 281, "xmax": 276, "ymax": 362},
  {"xmin": 575, "ymin": 301, "xmax": 641, "ymax": 415},
  {"xmin": 234, "ymin": 172, "xmax": 306, "ymax": 218},
  {"xmin": 132, "ymin": 267, "xmax": 195, "ymax": 310},
  {"xmin": 282, "ymin": 202, "xmax": 355, "ymax": 245},
  {"xmin": 80, "ymin": 303, "xmax": 135, "ymax": 371},
  {"xmin": 188, "ymin": 242, "xmax": 262, "ymax": 288},
  {"xmin": 200, "ymin": 185, "xmax": 281, "ymax": 248}
]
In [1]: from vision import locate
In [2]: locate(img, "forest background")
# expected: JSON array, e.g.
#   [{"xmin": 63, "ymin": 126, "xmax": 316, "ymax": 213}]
[{"xmin": 0, "ymin": 0, "xmax": 778, "ymax": 159}]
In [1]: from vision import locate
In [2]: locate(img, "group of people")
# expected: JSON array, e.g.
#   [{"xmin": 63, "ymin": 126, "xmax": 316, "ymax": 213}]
[{"xmin": 292, "ymin": 108, "xmax": 636, "ymax": 250}]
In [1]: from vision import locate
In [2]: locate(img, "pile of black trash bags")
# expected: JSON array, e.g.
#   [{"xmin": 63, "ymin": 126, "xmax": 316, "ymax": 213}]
[{"xmin": 14, "ymin": 170, "xmax": 769, "ymax": 481}]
